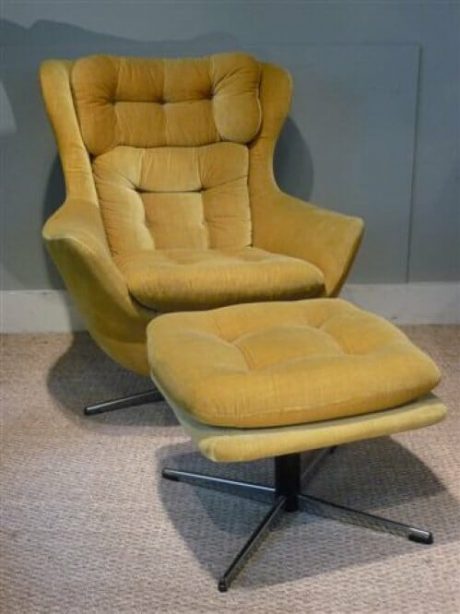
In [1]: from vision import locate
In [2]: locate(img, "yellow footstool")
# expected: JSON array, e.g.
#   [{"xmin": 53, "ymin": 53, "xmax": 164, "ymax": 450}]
[{"xmin": 147, "ymin": 299, "xmax": 446, "ymax": 591}]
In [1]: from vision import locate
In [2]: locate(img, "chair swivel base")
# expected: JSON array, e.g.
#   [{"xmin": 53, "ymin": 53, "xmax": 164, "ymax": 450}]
[
  {"xmin": 162, "ymin": 447, "xmax": 433, "ymax": 592},
  {"xmin": 84, "ymin": 389, "xmax": 163, "ymax": 416}
]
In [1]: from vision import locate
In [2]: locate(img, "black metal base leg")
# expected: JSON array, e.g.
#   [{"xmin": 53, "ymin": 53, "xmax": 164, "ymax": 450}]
[
  {"xmin": 162, "ymin": 468, "xmax": 275, "ymax": 497},
  {"xmin": 298, "ymin": 493, "xmax": 433, "ymax": 544},
  {"xmin": 161, "ymin": 447, "xmax": 334, "ymax": 500},
  {"xmin": 84, "ymin": 389, "xmax": 163, "ymax": 416},
  {"xmin": 218, "ymin": 496, "xmax": 286, "ymax": 592}
]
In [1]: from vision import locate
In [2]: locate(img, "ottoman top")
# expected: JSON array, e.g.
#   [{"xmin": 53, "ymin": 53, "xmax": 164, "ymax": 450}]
[{"xmin": 147, "ymin": 299, "xmax": 440, "ymax": 429}]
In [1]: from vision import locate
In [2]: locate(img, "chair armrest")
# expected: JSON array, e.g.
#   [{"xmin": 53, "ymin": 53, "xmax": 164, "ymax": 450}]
[
  {"xmin": 43, "ymin": 198, "xmax": 148, "ymax": 331},
  {"xmin": 253, "ymin": 192, "xmax": 364, "ymax": 296}
]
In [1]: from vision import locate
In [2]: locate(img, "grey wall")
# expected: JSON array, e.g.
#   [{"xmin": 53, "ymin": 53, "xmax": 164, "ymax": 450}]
[{"xmin": 1, "ymin": 0, "xmax": 459, "ymax": 291}]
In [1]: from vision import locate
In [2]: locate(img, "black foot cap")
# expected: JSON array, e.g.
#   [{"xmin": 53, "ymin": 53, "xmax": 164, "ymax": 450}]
[
  {"xmin": 162, "ymin": 470, "xmax": 180, "ymax": 482},
  {"xmin": 218, "ymin": 579, "xmax": 228, "ymax": 593},
  {"xmin": 409, "ymin": 531, "xmax": 433, "ymax": 545}
]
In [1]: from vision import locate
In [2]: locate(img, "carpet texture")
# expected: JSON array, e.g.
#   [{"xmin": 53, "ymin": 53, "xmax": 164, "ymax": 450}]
[{"xmin": 1, "ymin": 326, "xmax": 459, "ymax": 613}]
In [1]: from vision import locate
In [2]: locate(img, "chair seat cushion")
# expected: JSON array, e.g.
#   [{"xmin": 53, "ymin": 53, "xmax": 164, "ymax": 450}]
[
  {"xmin": 147, "ymin": 299, "xmax": 441, "ymax": 428},
  {"xmin": 115, "ymin": 247, "xmax": 325, "ymax": 311}
]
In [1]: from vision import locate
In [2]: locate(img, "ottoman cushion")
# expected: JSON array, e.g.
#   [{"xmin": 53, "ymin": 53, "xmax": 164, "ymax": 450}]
[{"xmin": 147, "ymin": 299, "xmax": 441, "ymax": 429}]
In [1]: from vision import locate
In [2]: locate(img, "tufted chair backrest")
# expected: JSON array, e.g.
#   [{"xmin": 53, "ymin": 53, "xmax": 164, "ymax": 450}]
[{"xmin": 69, "ymin": 53, "xmax": 263, "ymax": 256}]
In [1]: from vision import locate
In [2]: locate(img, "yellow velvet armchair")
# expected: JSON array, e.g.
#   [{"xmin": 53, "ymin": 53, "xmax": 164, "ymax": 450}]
[{"xmin": 40, "ymin": 53, "xmax": 364, "ymax": 410}]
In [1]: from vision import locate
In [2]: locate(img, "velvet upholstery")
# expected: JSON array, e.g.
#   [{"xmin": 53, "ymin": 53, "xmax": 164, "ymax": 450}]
[
  {"xmin": 71, "ymin": 54, "xmax": 262, "ymax": 154},
  {"xmin": 40, "ymin": 53, "xmax": 364, "ymax": 375},
  {"xmin": 115, "ymin": 248, "xmax": 323, "ymax": 311},
  {"xmin": 93, "ymin": 143, "xmax": 252, "ymax": 253},
  {"xmin": 147, "ymin": 299, "xmax": 441, "ymax": 429}
]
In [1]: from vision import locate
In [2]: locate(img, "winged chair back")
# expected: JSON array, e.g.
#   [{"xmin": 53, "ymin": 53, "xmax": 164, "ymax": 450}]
[
  {"xmin": 40, "ymin": 53, "xmax": 363, "ymax": 375},
  {"xmin": 73, "ymin": 54, "xmax": 261, "ymax": 256}
]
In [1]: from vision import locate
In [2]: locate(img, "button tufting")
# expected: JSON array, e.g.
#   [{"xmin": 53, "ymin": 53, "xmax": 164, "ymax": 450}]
[{"xmin": 146, "ymin": 298, "xmax": 442, "ymax": 429}]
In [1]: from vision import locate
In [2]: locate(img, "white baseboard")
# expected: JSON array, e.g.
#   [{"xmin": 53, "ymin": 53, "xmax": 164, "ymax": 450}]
[
  {"xmin": 1, "ymin": 283, "xmax": 459, "ymax": 333},
  {"xmin": 1, "ymin": 290, "xmax": 85, "ymax": 333}
]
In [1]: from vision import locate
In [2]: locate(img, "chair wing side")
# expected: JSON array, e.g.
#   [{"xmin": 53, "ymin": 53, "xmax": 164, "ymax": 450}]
[
  {"xmin": 40, "ymin": 61, "xmax": 152, "ymax": 375},
  {"xmin": 250, "ymin": 63, "xmax": 364, "ymax": 296}
]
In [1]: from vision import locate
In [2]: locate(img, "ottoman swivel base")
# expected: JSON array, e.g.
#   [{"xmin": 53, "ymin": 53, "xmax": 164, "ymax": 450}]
[{"xmin": 162, "ymin": 447, "xmax": 433, "ymax": 592}]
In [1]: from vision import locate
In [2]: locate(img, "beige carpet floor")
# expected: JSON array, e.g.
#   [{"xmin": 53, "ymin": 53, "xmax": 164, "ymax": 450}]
[{"xmin": 1, "ymin": 326, "xmax": 459, "ymax": 613}]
